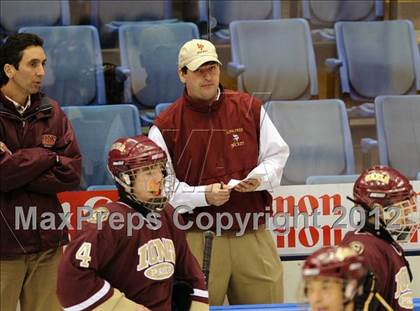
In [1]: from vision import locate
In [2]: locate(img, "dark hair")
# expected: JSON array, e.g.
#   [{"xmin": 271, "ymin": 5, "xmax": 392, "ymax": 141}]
[
  {"xmin": 180, "ymin": 61, "xmax": 219, "ymax": 75},
  {"xmin": 0, "ymin": 33, "xmax": 44, "ymax": 86}
]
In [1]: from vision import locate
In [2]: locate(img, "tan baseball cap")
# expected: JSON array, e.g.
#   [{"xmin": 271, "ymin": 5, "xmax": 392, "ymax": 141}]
[{"xmin": 178, "ymin": 39, "xmax": 222, "ymax": 71}]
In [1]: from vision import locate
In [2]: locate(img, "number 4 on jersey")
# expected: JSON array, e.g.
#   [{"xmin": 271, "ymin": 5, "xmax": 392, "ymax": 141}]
[{"xmin": 76, "ymin": 242, "xmax": 92, "ymax": 268}]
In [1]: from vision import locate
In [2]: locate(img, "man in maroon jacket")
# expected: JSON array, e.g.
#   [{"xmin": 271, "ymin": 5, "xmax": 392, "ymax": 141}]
[
  {"xmin": 0, "ymin": 33, "xmax": 82, "ymax": 311},
  {"xmin": 57, "ymin": 135, "xmax": 208, "ymax": 311},
  {"xmin": 149, "ymin": 39, "xmax": 289, "ymax": 305},
  {"xmin": 341, "ymin": 165, "xmax": 419, "ymax": 310}
]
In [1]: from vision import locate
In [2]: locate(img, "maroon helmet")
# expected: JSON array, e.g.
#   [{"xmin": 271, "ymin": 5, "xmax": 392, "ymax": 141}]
[
  {"xmin": 108, "ymin": 135, "xmax": 166, "ymax": 175},
  {"xmin": 302, "ymin": 246, "xmax": 367, "ymax": 282},
  {"xmin": 353, "ymin": 165, "xmax": 419, "ymax": 242},
  {"xmin": 108, "ymin": 135, "xmax": 174, "ymax": 211},
  {"xmin": 303, "ymin": 246, "xmax": 368, "ymax": 304}
]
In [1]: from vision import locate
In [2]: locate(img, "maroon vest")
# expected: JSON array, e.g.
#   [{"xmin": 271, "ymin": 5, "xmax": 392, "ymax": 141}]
[{"xmin": 154, "ymin": 88, "xmax": 271, "ymax": 231}]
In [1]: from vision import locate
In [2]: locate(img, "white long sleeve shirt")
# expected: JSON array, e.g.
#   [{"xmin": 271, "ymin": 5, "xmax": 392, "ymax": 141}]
[{"xmin": 148, "ymin": 106, "xmax": 289, "ymax": 210}]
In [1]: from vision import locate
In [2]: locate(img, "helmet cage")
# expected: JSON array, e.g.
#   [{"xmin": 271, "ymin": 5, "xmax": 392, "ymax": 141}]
[
  {"xmin": 114, "ymin": 158, "xmax": 176, "ymax": 212},
  {"xmin": 383, "ymin": 194, "xmax": 420, "ymax": 243}
]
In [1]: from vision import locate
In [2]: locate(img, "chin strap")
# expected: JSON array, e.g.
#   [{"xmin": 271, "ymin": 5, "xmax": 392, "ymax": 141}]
[
  {"xmin": 347, "ymin": 196, "xmax": 396, "ymax": 240},
  {"xmin": 117, "ymin": 185, "xmax": 150, "ymax": 217}
]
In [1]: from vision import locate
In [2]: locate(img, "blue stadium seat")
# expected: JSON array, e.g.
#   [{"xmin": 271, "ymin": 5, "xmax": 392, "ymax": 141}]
[
  {"xmin": 302, "ymin": 0, "xmax": 383, "ymax": 40},
  {"xmin": 19, "ymin": 26, "xmax": 106, "ymax": 107},
  {"xmin": 1, "ymin": 0, "xmax": 69, "ymax": 36},
  {"xmin": 87, "ymin": 185, "xmax": 117, "ymax": 191},
  {"xmin": 327, "ymin": 20, "xmax": 420, "ymax": 117},
  {"xmin": 119, "ymin": 22, "xmax": 199, "ymax": 126},
  {"xmin": 306, "ymin": 174, "xmax": 358, "ymax": 185},
  {"xmin": 62, "ymin": 105, "xmax": 141, "ymax": 189},
  {"xmin": 375, "ymin": 95, "xmax": 420, "ymax": 180},
  {"xmin": 90, "ymin": 0, "xmax": 174, "ymax": 47},
  {"xmin": 265, "ymin": 99, "xmax": 355, "ymax": 185},
  {"xmin": 155, "ymin": 103, "xmax": 172, "ymax": 117},
  {"xmin": 302, "ymin": 0, "xmax": 383, "ymax": 27},
  {"xmin": 199, "ymin": 0, "xmax": 281, "ymax": 40},
  {"xmin": 229, "ymin": 19, "xmax": 318, "ymax": 103}
]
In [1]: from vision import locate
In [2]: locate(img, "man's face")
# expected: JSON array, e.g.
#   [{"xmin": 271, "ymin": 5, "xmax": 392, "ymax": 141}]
[
  {"xmin": 132, "ymin": 163, "xmax": 165, "ymax": 202},
  {"xmin": 306, "ymin": 277, "xmax": 346, "ymax": 311},
  {"xmin": 5, "ymin": 45, "xmax": 46, "ymax": 97},
  {"xmin": 179, "ymin": 62, "xmax": 220, "ymax": 103}
]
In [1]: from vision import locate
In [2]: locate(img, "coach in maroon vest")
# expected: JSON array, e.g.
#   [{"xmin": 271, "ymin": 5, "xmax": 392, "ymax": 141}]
[{"xmin": 149, "ymin": 39, "xmax": 289, "ymax": 306}]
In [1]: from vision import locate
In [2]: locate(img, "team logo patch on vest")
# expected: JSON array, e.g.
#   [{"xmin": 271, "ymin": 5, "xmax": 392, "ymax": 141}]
[
  {"xmin": 41, "ymin": 134, "xmax": 57, "ymax": 148},
  {"xmin": 226, "ymin": 128, "xmax": 244, "ymax": 149},
  {"xmin": 86, "ymin": 207, "xmax": 110, "ymax": 223},
  {"xmin": 137, "ymin": 238, "xmax": 176, "ymax": 280}
]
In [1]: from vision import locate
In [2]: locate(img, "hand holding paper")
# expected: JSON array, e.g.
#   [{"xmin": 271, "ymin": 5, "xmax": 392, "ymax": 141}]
[
  {"xmin": 227, "ymin": 172, "xmax": 264, "ymax": 192},
  {"xmin": 234, "ymin": 178, "xmax": 261, "ymax": 192},
  {"xmin": 205, "ymin": 182, "xmax": 231, "ymax": 206}
]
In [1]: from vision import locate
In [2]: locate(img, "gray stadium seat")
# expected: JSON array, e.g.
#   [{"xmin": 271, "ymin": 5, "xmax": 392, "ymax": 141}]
[
  {"xmin": 155, "ymin": 103, "xmax": 172, "ymax": 117},
  {"xmin": 199, "ymin": 0, "xmax": 281, "ymax": 40},
  {"xmin": 265, "ymin": 99, "xmax": 355, "ymax": 185},
  {"xmin": 375, "ymin": 95, "xmax": 420, "ymax": 180},
  {"xmin": 87, "ymin": 185, "xmax": 117, "ymax": 191},
  {"xmin": 90, "ymin": 0, "xmax": 173, "ymax": 46},
  {"xmin": 1, "ymin": 0, "xmax": 69, "ymax": 36},
  {"xmin": 229, "ymin": 19, "xmax": 318, "ymax": 102},
  {"xmin": 302, "ymin": 0, "xmax": 383, "ymax": 27},
  {"xmin": 119, "ymin": 22, "xmax": 199, "ymax": 126},
  {"xmin": 19, "ymin": 26, "xmax": 106, "ymax": 106},
  {"xmin": 62, "ymin": 105, "xmax": 141, "ymax": 189},
  {"xmin": 306, "ymin": 174, "xmax": 358, "ymax": 185},
  {"xmin": 328, "ymin": 20, "xmax": 420, "ymax": 117},
  {"xmin": 302, "ymin": 0, "xmax": 383, "ymax": 40}
]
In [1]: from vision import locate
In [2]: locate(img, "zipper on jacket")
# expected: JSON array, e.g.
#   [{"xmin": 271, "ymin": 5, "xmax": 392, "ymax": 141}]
[
  {"xmin": 0, "ymin": 110, "xmax": 21, "ymax": 121},
  {"xmin": 23, "ymin": 105, "xmax": 52, "ymax": 122},
  {"xmin": 0, "ymin": 105, "xmax": 52, "ymax": 123},
  {"xmin": 0, "ymin": 105, "xmax": 52, "ymax": 144},
  {"xmin": 22, "ymin": 106, "xmax": 52, "ymax": 138}
]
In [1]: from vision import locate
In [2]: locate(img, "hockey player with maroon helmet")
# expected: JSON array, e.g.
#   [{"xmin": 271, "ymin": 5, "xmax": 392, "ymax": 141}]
[
  {"xmin": 340, "ymin": 165, "xmax": 419, "ymax": 311},
  {"xmin": 302, "ymin": 246, "xmax": 371, "ymax": 311},
  {"xmin": 57, "ymin": 135, "xmax": 209, "ymax": 311}
]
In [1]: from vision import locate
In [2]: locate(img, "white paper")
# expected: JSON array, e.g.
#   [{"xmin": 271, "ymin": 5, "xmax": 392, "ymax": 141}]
[
  {"xmin": 227, "ymin": 179, "xmax": 241, "ymax": 188},
  {"xmin": 227, "ymin": 173, "xmax": 265, "ymax": 188},
  {"xmin": 246, "ymin": 172, "xmax": 265, "ymax": 180}
]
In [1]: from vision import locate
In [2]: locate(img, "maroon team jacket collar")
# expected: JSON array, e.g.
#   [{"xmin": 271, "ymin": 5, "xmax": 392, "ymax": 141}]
[
  {"xmin": 0, "ymin": 91, "xmax": 52, "ymax": 120},
  {"xmin": 184, "ymin": 84, "xmax": 224, "ymax": 113}
]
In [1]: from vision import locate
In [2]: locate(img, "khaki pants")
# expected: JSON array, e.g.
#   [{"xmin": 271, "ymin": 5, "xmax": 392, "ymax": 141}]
[
  {"xmin": 0, "ymin": 248, "xmax": 62, "ymax": 311},
  {"xmin": 187, "ymin": 227, "xmax": 283, "ymax": 306}
]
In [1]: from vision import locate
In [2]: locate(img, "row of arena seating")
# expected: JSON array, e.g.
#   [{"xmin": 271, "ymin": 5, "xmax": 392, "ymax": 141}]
[
  {"xmin": 2, "ymin": 3, "xmax": 419, "ymax": 189},
  {"xmin": 1, "ymin": 0, "xmax": 387, "ymax": 44},
  {"xmin": 14, "ymin": 19, "xmax": 420, "ymax": 122},
  {"xmin": 65, "ymin": 94, "xmax": 420, "ymax": 190}
]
